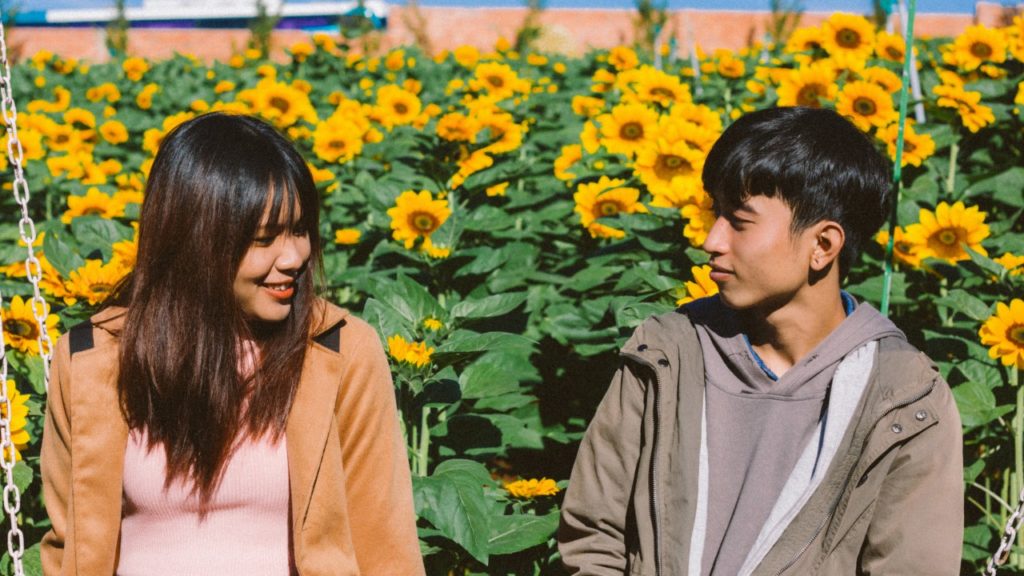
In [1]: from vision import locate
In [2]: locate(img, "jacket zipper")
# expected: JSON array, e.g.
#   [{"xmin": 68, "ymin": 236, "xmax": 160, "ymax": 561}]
[
  {"xmin": 772, "ymin": 380, "xmax": 936, "ymax": 576},
  {"xmin": 622, "ymin": 351, "xmax": 664, "ymax": 576}
]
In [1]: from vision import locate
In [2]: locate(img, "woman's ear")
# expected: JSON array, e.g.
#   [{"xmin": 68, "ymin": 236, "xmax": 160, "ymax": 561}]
[{"xmin": 810, "ymin": 221, "xmax": 845, "ymax": 272}]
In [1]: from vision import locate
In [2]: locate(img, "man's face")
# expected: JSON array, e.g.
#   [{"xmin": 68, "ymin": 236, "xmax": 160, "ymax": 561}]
[{"xmin": 702, "ymin": 194, "xmax": 820, "ymax": 313}]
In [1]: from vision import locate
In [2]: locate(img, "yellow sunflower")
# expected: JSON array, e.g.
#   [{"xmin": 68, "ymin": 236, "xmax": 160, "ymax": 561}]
[
  {"xmin": 2, "ymin": 295, "xmax": 60, "ymax": 355},
  {"xmin": 875, "ymin": 31, "xmax": 910, "ymax": 63},
  {"xmin": 580, "ymin": 121, "xmax": 602, "ymax": 154},
  {"xmin": 99, "ymin": 120, "xmax": 129, "ymax": 145},
  {"xmin": 65, "ymin": 259, "xmax": 128, "ymax": 305},
  {"xmin": 836, "ymin": 81, "xmax": 896, "ymax": 131},
  {"xmin": 775, "ymin": 63, "xmax": 838, "ymax": 108},
  {"xmin": 901, "ymin": 201, "xmax": 989, "ymax": 264},
  {"xmin": 979, "ymin": 299, "xmax": 1024, "ymax": 370},
  {"xmin": 375, "ymin": 84, "xmax": 423, "ymax": 129},
  {"xmin": 934, "ymin": 84, "xmax": 995, "ymax": 133},
  {"xmin": 715, "ymin": 50, "xmax": 746, "ymax": 79},
  {"xmin": 876, "ymin": 122, "xmax": 935, "ymax": 167},
  {"xmin": 676, "ymin": 265, "xmax": 719, "ymax": 306},
  {"xmin": 597, "ymin": 103, "xmax": 660, "ymax": 157},
  {"xmin": 436, "ymin": 112, "xmax": 480, "ymax": 142},
  {"xmin": 608, "ymin": 46, "xmax": 640, "ymax": 71},
  {"xmin": 573, "ymin": 176, "xmax": 648, "ymax": 239},
  {"xmin": 571, "ymin": 95, "xmax": 605, "ymax": 117},
  {"xmin": 477, "ymin": 109, "xmax": 525, "ymax": 154},
  {"xmin": 334, "ymin": 228, "xmax": 361, "ymax": 245},
  {"xmin": 453, "ymin": 45, "xmax": 480, "ymax": 68},
  {"xmin": 312, "ymin": 115, "xmax": 366, "ymax": 164},
  {"xmin": 387, "ymin": 334, "xmax": 434, "ymax": 367},
  {"xmin": 785, "ymin": 26, "xmax": 825, "ymax": 55},
  {"xmin": 554, "ymin": 144, "xmax": 582, "ymax": 181},
  {"xmin": 62, "ymin": 187, "xmax": 127, "ymax": 224},
  {"xmin": 634, "ymin": 133, "xmax": 706, "ymax": 196},
  {"xmin": 237, "ymin": 79, "xmax": 318, "ymax": 129},
  {"xmin": 875, "ymin": 226, "xmax": 924, "ymax": 268},
  {"xmin": 387, "ymin": 190, "xmax": 451, "ymax": 248},
  {"xmin": 860, "ymin": 66, "xmax": 903, "ymax": 94},
  {"xmin": 1, "ymin": 379, "xmax": 30, "ymax": 461},
  {"xmin": 680, "ymin": 191, "xmax": 716, "ymax": 248},
  {"xmin": 504, "ymin": 478, "xmax": 560, "ymax": 499},
  {"xmin": 665, "ymin": 102, "xmax": 724, "ymax": 133},
  {"xmin": 950, "ymin": 24, "xmax": 1007, "ymax": 71},
  {"xmin": 995, "ymin": 253, "xmax": 1024, "ymax": 276},
  {"xmin": 591, "ymin": 68, "xmax": 617, "ymax": 94},
  {"xmin": 821, "ymin": 13, "xmax": 875, "ymax": 61},
  {"xmin": 86, "ymin": 82, "xmax": 121, "ymax": 103},
  {"xmin": 1009, "ymin": 15, "xmax": 1024, "ymax": 62},
  {"xmin": 623, "ymin": 66, "xmax": 692, "ymax": 107},
  {"xmin": 450, "ymin": 149, "xmax": 494, "ymax": 189},
  {"xmin": 470, "ymin": 62, "xmax": 528, "ymax": 101},
  {"xmin": 122, "ymin": 57, "xmax": 149, "ymax": 81}
]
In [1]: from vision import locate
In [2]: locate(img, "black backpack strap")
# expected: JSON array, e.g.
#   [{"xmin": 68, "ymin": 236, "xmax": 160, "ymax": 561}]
[
  {"xmin": 69, "ymin": 321, "xmax": 94, "ymax": 355},
  {"xmin": 313, "ymin": 321, "xmax": 343, "ymax": 352}
]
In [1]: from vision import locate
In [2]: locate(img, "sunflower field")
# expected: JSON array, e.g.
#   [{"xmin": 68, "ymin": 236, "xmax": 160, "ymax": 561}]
[{"xmin": 1, "ymin": 11, "xmax": 1023, "ymax": 574}]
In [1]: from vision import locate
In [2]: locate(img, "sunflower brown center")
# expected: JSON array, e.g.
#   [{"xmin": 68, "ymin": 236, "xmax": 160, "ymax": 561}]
[
  {"xmin": 886, "ymin": 46, "xmax": 903, "ymax": 60},
  {"xmin": 655, "ymin": 154, "xmax": 694, "ymax": 180},
  {"xmin": 938, "ymin": 229, "xmax": 958, "ymax": 245},
  {"xmin": 487, "ymin": 75, "xmax": 505, "ymax": 89},
  {"xmin": 650, "ymin": 87, "xmax": 676, "ymax": 99},
  {"xmin": 54, "ymin": 133, "xmax": 69, "ymax": 144},
  {"xmin": 596, "ymin": 200, "xmax": 621, "ymax": 217},
  {"xmin": 411, "ymin": 212, "xmax": 439, "ymax": 233},
  {"xmin": 797, "ymin": 84, "xmax": 826, "ymax": 107},
  {"xmin": 269, "ymin": 96, "xmax": 291, "ymax": 114},
  {"xmin": 853, "ymin": 97, "xmax": 877, "ymax": 116},
  {"xmin": 620, "ymin": 122, "xmax": 644, "ymax": 140},
  {"xmin": 1009, "ymin": 325, "xmax": 1024, "ymax": 346},
  {"xmin": 394, "ymin": 102, "xmax": 409, "ymax": 115},
  {"xmin": 3, "ymin": 319, "xmax": 35, "ymax": 339},
  {"xmin": 82, "ymin": 207, "xmax": 106, "ymax": 216},
  {"xmin": 836, "ymin": 28, "xmax": 861, "ymax": 49},
  {"xmin": 89, "ymin": 282, "xmax": 113, "ymax": 295},
  {"xmin": 970, "ymin": 42, "xmax": 993, "ymax": 59},
  {"xmin": 328, "ymin": 139, "xmax": 347, "ymax": 151}
]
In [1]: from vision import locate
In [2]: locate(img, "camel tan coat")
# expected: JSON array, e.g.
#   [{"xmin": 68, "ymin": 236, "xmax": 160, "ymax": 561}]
[{"xmin": 41, "ymin": 301, "xmax": 425, "ymax": 576}]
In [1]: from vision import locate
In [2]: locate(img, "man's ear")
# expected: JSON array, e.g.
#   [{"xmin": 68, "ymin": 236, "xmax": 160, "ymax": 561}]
[{"xmin": 810, "ymin": 221, "xmax": 845, "ymax": 272}]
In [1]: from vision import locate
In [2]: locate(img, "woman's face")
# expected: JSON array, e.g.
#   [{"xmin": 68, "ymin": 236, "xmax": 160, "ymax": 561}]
[{"xmin": 232, "ymin": 202, "xmax": 311, "ymax": 324}]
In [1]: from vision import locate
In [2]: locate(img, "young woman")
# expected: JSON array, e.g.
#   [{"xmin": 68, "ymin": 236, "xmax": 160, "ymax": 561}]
[{"xmin": 40, "ymin": 113, "xmax": 424, "ymax": 575}]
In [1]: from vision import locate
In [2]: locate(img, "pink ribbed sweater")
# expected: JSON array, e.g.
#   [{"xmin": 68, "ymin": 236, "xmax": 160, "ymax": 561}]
[{"xmin": 117, "ymin": 429, "xmax": 296, "ymax": 576}]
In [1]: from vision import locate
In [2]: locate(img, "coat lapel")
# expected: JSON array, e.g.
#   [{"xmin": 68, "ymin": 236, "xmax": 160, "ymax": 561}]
[
  {"xmin": 70, "ymin": 345, "xmax": 129, "ymax": 576},
  {"xmin": 286, "ymin": 345, "xmax": 344, "ymax": 532}
]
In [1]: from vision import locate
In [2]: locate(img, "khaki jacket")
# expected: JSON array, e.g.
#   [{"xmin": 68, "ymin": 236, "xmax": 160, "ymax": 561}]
[
  {"xmin": 559, "ymin": 307, "xmax": 964, "ymax": 575},
  {"xmin": 41, "ymin": 301, "xmax": 425, "ymax": 576}
]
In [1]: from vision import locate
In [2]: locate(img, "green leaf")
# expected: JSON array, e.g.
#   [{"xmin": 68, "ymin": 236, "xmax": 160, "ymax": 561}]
[
  {"xmin": 962, "ymin": 524, "xmax": 994, "ymax": 562},
  {"xmin": 965, "ymin": 167, "xmax": 1024, "ymax": 207},
  {"xmin": 13, "ymin": 461, "xmax": 33, "ymax": 494},
  {"xmin": 413, "ymin": 462, "xmax": 492, "ymax": 564},
  {"xmin": 451, "ymin": 292, "xmax": 528, "ymax": 320},
  {"xmin": 436, "ymin": 331, "xmax": 534, "ymax": 355},
  {"xmin": 952, "ymin": 380, "xmax": 1014, "ymax": 428},
  {"xmin": 71, "ymin": 216, "xmax": 133, "ymax": 259},
  {"xmin": 488, "ymin": 511, "xmax": 559, "ymax": 556},
  {"xmin": 42, "ymin": 233, "xmax": 84, "ymax": 278},
  {"xmin": 933, "ymin": 289, "xmax": 992, "ymax": 322},
  {"xmin": 460, "ymin": 355, "xmax": 525, "ymax": 399}
]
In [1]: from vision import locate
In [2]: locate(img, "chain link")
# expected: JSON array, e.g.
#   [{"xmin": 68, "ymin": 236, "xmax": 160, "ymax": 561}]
[{"xmin": 986, "ymin": 487, "xmax": 1024, "ymax": 576}]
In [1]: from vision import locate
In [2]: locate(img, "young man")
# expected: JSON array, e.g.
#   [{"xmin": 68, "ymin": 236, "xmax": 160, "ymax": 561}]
[{"xmin": 558, "ymin": 107, "xmax": 963, "ymax": 575}]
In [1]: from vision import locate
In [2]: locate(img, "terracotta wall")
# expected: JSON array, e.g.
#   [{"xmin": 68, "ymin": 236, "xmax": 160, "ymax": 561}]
[{"xmin": 8, "ymin": 1, "xmax": 1018, "ymax": 64}]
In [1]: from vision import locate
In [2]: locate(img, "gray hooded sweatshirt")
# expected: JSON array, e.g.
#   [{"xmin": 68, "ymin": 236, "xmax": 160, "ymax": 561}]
[{"xmin": 689, "ymin": 296, "xmax": 903, "ymax": 575}]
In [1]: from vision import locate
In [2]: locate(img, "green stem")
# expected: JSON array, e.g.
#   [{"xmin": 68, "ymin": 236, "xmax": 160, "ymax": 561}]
[
  {"xmin": 945, "ymin": 137, "xmax": 959, "ymax": 196},
  {"xmin": 723, "ymin": 87, "xmax": 733, "ymax": 123},
  {"xmin": 1014, "ymin": 375, "xmax": 1024, "ymax": 567},
  {"xmin": 417, "ymin": 405, "xmax": 431, "ymax": 477}
]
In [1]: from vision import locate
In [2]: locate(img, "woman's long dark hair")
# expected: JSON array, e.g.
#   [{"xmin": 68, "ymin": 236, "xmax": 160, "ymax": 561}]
[{"xmin": 111, "ymin": 113, "xmax": 322, "ymax": 499}]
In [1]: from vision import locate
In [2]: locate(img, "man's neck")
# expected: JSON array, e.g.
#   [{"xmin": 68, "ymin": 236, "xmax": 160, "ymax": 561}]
[{"xmin": 740, "ymin": 289, "xmax": 848, "ymax": 378}]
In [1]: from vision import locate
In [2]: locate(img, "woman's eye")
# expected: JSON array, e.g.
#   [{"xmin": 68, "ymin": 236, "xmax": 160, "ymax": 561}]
[{"xmin": 253, "ymin": 236, "xmax": 275, "ymax": 246}]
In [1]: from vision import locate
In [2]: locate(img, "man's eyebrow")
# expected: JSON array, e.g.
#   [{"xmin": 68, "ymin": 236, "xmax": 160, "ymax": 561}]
[{"xmin": 735, "ymin": 201, "xmax": 758, "ymax": 215}]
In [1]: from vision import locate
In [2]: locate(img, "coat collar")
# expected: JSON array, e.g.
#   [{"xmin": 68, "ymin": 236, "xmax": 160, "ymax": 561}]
[{"xmin": 71, "ymin": 298, "xmax": 349, "ymax": 574}]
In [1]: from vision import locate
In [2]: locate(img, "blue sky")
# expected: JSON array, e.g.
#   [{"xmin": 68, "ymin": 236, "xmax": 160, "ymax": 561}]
[{"xmin": 20, "ymin": 0, "xmax": 977, "ymax": 14}]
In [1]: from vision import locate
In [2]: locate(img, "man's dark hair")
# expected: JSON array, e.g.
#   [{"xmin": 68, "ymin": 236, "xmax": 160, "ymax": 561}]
[{"xmin": 701, "ymin": 106, "xmax": 891, "ymax": 278}]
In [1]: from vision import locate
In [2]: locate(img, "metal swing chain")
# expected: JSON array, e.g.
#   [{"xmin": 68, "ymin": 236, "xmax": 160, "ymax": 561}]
[
  {"xmin": 986, "ymin": 487, "xmax": 1024, "ymax": 575},
  {"xmin": 0, "ymin": 7, "xmax": 55, "ymax": 575}
]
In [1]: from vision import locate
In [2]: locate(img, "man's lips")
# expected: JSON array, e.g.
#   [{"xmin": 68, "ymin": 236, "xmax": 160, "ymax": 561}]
[{"xmin": 708, "ymin": 264, "xmax": 732, "ymax": 281}]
